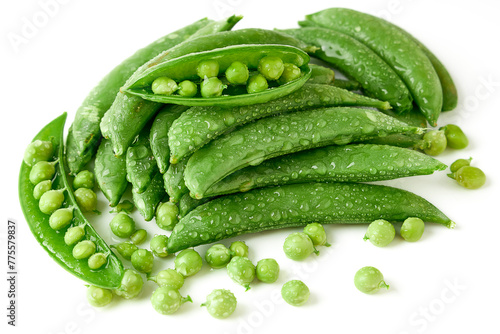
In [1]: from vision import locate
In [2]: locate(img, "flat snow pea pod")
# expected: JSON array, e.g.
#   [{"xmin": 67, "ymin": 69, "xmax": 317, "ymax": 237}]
[
  {"xmin": 300, "ymin": 8, "xmax": 443, "ymax": 125},
  {"xmin": 95, "ymin": 139, "xmax": 128, "ymax": 207},
  {"xmin": 167, "ymin": 182, "xmax": 454, "ymax": 252},
  {"xmin": 19, "ymin": 113, "xmax": 124, "ymax": 288},
  {"xmin": 66, "ymin": 18, "xmax": 214, "ymax": 174},
  {"xmin": 279, "ymin": 27, "xmax": 413, "ymax": 113},
  {"xmin": 132, "ymin": 171, "xmax": 166, "ymax": 221},
  {"xmin": 184, "ymin": 107, "xmax": 424, "ymax": 199},
  {"xmin": 100, "ymin": 16, "xmax": 242, "ymax": 157},
  {"xmin": 150, "ymin": 105, "xmax": 189, "ymax": 174},
  {"xmin": 126, "ymin": 123, "xmax": 158, "ymax": 193},
  {"xmin": 204, "ymin": 144, "xmax": 447, "ymax": 197},
  {"xmin": 163, "ymin": 158, "xmax": 189, "ymax": 202},
  {"xmin": 168, "ymin": 84, "xmax": 390, "ymax": 163}
]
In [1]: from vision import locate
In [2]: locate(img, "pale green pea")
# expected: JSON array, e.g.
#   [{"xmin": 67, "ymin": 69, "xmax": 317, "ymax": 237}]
[
  {"xmin": 201, "ymin": 289, "xmax": 237, "ymax": 319},
  {"xmin": 24, "ymin": 140, "xmax": 53, "ymax": 167},
  {"xmin": 200, "ymin": 77, "xmax": 226, "ymax": 98},
  {"xmin": 74, "ymin": 188, "xmax": 97, "ymax": 212},
  {"xmin": 226, "ymin": 256, "xmax": 255, "ymax": 291},
  {"xmin": 131, "ymin": 249, "xmax": 154, "ymax": 274},
  {"xmin": 73, "ymin": 240, "xmax": 96, "ymax": 260},
  {"xmin": 400, "ymin": 217, "xmax": 425, "ymax": 242},
  {"xmin": 29, "ymin": 161, "xmax": 57, "ymax": 185},
  {"xmin": 174, "ymin": 249, "xmax": 203, "ymax": 277},
  {"xmin": 114, "ymin": 269, "xmax": 144, "ymax": 299},
  {"xmin": 109, "ymin": 213, "xmax": 136, "ymax": 238},
  {"xmin": 197, "ymin": 59, "xmax": 219, "ymax": 78},
  {"xmin": 73, "ymin": 170, "xmax": 95, "ymax": 189},
  {"xmin": 151, "ymin": 286, "xmax": 192, "ymax": 315},
  {"xmin": 88, "ymin": 252, "xmax": 108, "ymax": 270},
  {"xmin": 64, "ymin": 225, "xmax": 85, "ymax": 246},
  {"xmin": 205, "ymin": 244, "xmax": 231, "ymax": 269},
  {"xmin": 258, "ymin": 56, "xmax": 284, "ymax": 80},
  {"xmin": 450, "ymin": 158, "xmax": 472, "ymax": 173},
  {"xmin": 441, "ymin": 124, "xmax": 468, "ymax": 149},
  {"xmin": 229, "ymin": 241, "xmax": 248, "ymax": 257},
  {"xmin": 246, "ymin": 73, "xmax": 268, "ymax": 93},
  {"xmin": 152, "ymin": 76, "xmax": 178, "ymax": 95},
  {"xmin": 177, "ymin": 80, "xmax": 197, "ymax": 97},
  {"xmin": 277, "ymin": 63, "xmax": 301, "ymax": 85},
  {"xmin": 148, "ymin": 269, "xmax": 184, "ymax": 289},
  {"xmin": 150, "ymin": 235, "xmax": 169, "ymax": 257},
  {"xmin": 111, "ymin": 242, "xmax": 138, "ymax": 261},
  {"xmin": 364, "ymin": 219, "xmax": 395, "ymax": 247},
  {"xmin": 156, "ymin": 202, "xmax": 179, "ymax": 231},
  {"xmin": 225, "ymin": 61, "xmax": 249, "ymax": 85},
  {"xmin": 422, "ymin": 130, "xmax": 447, "ymax": 156},
  {"xmin": 281, "ymin": 280, "xmax": 309, "ymax": 306},
  {"xmin": 283, "ymin": 232, "xmax": 317, "ymax": 260},
  {"xmin": 33, "ymin": 180, "xmax": 52, "ymax": 200},
  {"xmin": 49, "ymin": 207, "xmax": 74, "ymax": 230},
  {"xmin": 39, "ymin": 189, "xmax": 65, "ymax": 215},
  {"xmin": 87, "ymin": 285, "xmax": 113, "ymax": 307},
  {"xmin": 130, "ymin": 229, "xmax": 147, "ymax": 245},
  {"xmin": 354, "ymin": 266, "xmax": 389, "ymax": 294},
  {"xmin": 256, "ymin": 258, "xmax": 280, "ymax": 283},
  {"xmin": 303, "ymin": 223, "xmax": 330, "ymax": 246}
]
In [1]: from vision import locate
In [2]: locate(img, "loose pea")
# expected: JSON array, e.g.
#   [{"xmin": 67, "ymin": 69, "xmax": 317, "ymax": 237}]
[
  {"xmin": 109, "ymin": 212, "xmax": 136, "ymax": 238},
  {"xmin": 88, "ymin": 252, "xmax": 108, "ymax": 270},
  {"xmin": 205, "ymin": 244, "xmax": 231, "ymax": 269},
  {"xmin": 74, "ymin": 188, "xmax": 97, "ymax": 212},
  {"xmin": 150, "ymin": 234, "xmax": 169, "ymax": 257},
  {"xmin": 148, "ymin": 269, "xmax": 184, "ymax": 289},
  {"xmin": 281, "ymin": 280, "xmax": 310, "ymax": 306},
  {"xmin": 29, "ymin": 161, "xmax": 57, "ymax": 185},
  {"xmin": 422, "ymin": 130, "xmax": 447, "ymax": 156},
  {"xmin": 151, "ymin": 286, "xmax": 192, "ymax": 315},
  {"xmin": 200, "ymin": 77, "xmax": 226, "ymax": 98},
  {"xmin": 452, "ymin": 166, "xmax": 486, "ymax": 189},
  {"xmin": 256, "ymin": 258, "xmax": 280, "ymax": 283},
  {"xmin": 225, "ymin": 61, "xmax": 249, "ymax": 85},
  {"xmin": 226, "ymin": 256, "xmax": 255, "ymax": 291},
  {"xmin": 197, "ymin": 59, "xmax": 219, "ymax": 78},
  {"xmin": 201, "ymin": 289, "xmax": 237, "ymax": 319},
  {"xmin": 303, "ymin": 223, "xmax": 330, "ymax": 247},
  {"xmin": 354, "ymin": 266, "xmax": 389, "ymax": 294},
  {"xmin": 73, "ymin": 170, "xmax": 95, "ymax": 189},
  {"xmin": 72, "ymin": 240, "xmax": 96, "ymax": 260},
  {"xmin": 109, "ymin": 200, "xmax": 135, "ymax": 214},
  {"xmin": 114, "ymin": 269, "xmax": 144, "ymax": 299},
  {"xmin": 156, "ymin": 201, "xmax": 179, "ymax": 231},
  {"xmin": 229, "ymin": 241, "xmax": 248, "ymax": 257},
  {"xmin": 277, "ymin": 63, "xmax": 302, "ymax": 85},
  {"xmin": 130, "ymin": 229, "xmax": 147, "ymax": 245},
  {"xmin": 152, "ymin": 76, "xmax": 178, "ymax": 95},
  {"xmin": 49, "ymin": 207, "xmax": 74, "ymax": 230},
  {"xmin": 400, "ymin": 217, "xmax": 425, "ymax": 242},
  {"xmin": 111, "ymin": 242, "xmax": 138, "ymax": 261},
  {"xmin": 441, "ymin": 124, "xmax": 468, "ymax": 149},
  {"xmin": 131, "ymin": 249, "xmax": 154, "ymax": 274},
  {"xmin": 24, "ymin": 140, "xmax": 53, "ymax": 167},
  {"xmin": 177, "ymin": 80, "xmax": 197, "ymax": 97},
  {"xmin": 258, "ymin": 56, "xmax": 285, "ymax": 80},
  {"xmin": 39, "ymin": 189, "xmax": 65, "ymax": 215},
  {"xmin": 87, "ymin": 285, "xmax": 113, "ymax": 307},
  {"xmin": 174, "ymin": 249, "xmax": 203, "ymax": 277},
  {"xmin": 64, "ymin": 225, "xmax": 85, "ymax": 246},
  {"xmin": 283, "ymin": 232, "xmax": 317, "ymax": 260},
  {"xmin": 246, "ymin": 73, "xmax": 268, "ymax": 94},
  {"xmin": 33, "ymin": 180, "xmax": 52, "ymax": 200},
  {"xmin": 364, "ymin": 219, "xmax": 395, "ymax": 247},
  {"xmin": 450, "ymin": 158, "xmax": 472, "ymax": 173}
]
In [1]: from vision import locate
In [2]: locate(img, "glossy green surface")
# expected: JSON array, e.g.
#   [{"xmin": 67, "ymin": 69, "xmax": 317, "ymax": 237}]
[
  {"xmin": 126, "ymin": 124, "xmax": 158, "ymax": 193},
  {"xmin": 363, "ymin": 219, "xmax": 396, "ymax": 247},
  {"xmin": 227, "ymin": 256, "xmax": 255, "ymax": 291},
  {"xmin": 95, "ymin": 139, "xmax": 128, "ymax": 207},
  {"xmin": 354, "ymin": 266, "xmax": 389, "ymax": 294}
]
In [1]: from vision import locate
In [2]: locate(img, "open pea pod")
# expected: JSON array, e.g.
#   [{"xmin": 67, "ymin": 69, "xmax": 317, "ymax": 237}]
[
  {"xmin": 19, "ymin": 113, "xmax": 124, "ymax": 288},
  {"xmin": 124, "ymin": 44, "xmax": 311, "ymax": 107}
]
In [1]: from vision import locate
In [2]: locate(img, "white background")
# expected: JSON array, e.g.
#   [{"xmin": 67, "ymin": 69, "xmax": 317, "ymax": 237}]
[{"xmin": 2, "ymin": 0, "xmax": 500, "ymax": 333}]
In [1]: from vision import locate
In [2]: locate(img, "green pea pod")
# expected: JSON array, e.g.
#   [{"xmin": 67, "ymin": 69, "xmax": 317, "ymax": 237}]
[
  {"xmin": 164, "ymin": 158, "xmax": 189, "ymax": 202},
  {"xmin": 126, "ymin": 123, "xmax": 158, "ymax": 193},
  {"xmin": 333, "ymin": 79, "xmax": 362, "ymax": 91},
  {"xmin": 308, "ymin": 64, "xmax": 335, "ymax": 84},
  {"xmin": 167, "ymin": 182, "xmax": 454, "ymax": 252},
  {"xmin": 300, "ymin": 8, "xmax": 443, "ymax": 125},
  {"xmin": 132, "ymin": 171, "xmax": 166, "ymax": 221},
  {"xmin": 95, "ymin": 139, "xmax": 128, "ymax": 207},
  {"xmin": 168, "ymin": 83, "xmax": 390, "ymax": 163},
  {"xmin": 205, "ymin": 144, "xmax": 447, "ymax": 197},
  {"xmin": 66, "ymin": 18, "xmax": 214, "ymax": 174},
  {"xmin": 150, "ymin": 105, "xmax": 189, "ymax": 174},
  {"xmin": 279, "ymin": 27, "xmax": 413, "ymax": 113},
  {"xmin": 178, "ymin": 193, "xmax": 212, "ymax": 217},
  {"xmin": 19, "ymin": 113, "xmax": 124, "ymax": 288},
  {"xmin": 184, "ymin": 107, "xmax": 424, "ymax": 199},
  {"xmin": 366, "ymin": 133, "xmax": 424, "ymax": 148}
]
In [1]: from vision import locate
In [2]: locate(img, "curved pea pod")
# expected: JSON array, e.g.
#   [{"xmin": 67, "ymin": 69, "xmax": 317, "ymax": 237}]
[
  {"xmin": 150, "ymin": 105, "xmax": 189, "ymax": 174},
  {"xmin": 184, "ymin": 107, "xmax": 424, "ymax": 199},
  {"xmin": 124, "ymin": 44, "xmax": 312, "ymax": 107},
  {"xmin": 205, "ymin": 144, "xmax": 447, "ymax": 197},
  {"xmin": 164, "ymin": 158, "xmax": 189, "ymax": 202},
  {"xmin": 333, "ymin": 79, "xmax": 362, "ymax": 91},
  {"xmin": 132, "ymin": 171, "xmax": 166, "ymax": 221},
  {"xmin": 308, "ymin": 64, "xmax": 335, "ymax": 84},
  {"xmin": 19, "ymin": 113, "xmax": 124, "ymax": 288},
  {"xmin": 95, "ymin": 139, "xmax": 128, "ymax": 207},
  {"xmin": 126, "ymin": 123, "xmax": 158, "ymax": 193},
  {"xmin": 179, "ymin": 193, "xmax": 212, "ymax": 217},
  {"xmin": 300, "ymin": 8, "xmax": 443, "ymax": 125},
  {"xmin": 168, "ymin": 84, "xmax": 390, "ymax": 163},
  {"xmin": 279, "ymin": 27, "xmax": 413, "ymax": 113},
  {"xmin": 167, "ymin": 182, "xmax": 454, "ymax": 252}
]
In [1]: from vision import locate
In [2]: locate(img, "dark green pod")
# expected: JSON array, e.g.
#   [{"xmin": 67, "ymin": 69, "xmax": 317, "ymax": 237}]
[
  {"xmin": 126, "ymin": 123, "xmax": 158, "ymax": 193},
  {"xmin": 95, "ymin": 139, "xmax": 128, "ymax": 207},
  {"xmin": 164, "ymin": 158, "xmax": 189, "ymax": 202},
  {"xmin": 167, "ymin": 182, "xmax": 454, "ymax": 252},
  {"xmin": 308, "ymin": 64, "xmax": 335, "ymax": 84},
  {"xmin": 132, "ymin": 171, "xmax": 166, "ymax": 221},
  {"xmin": 19, "ymin": 113, "xmax": 124, "ymax": 288},
  {"xmin": 333, "ymin": 79, "xmax": 361, "ymax": 91},
  {"xmin": 178, "ymin": 193, "xmax": 212, "ymax": 217}
]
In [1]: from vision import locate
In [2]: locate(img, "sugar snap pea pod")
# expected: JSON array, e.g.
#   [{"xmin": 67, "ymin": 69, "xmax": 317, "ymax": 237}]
[
  {"xmin": 168, "ymin": 84, "xmax": 390, "ymax": 163},
  {"xmin": 333, "ymin": 79, "xmax": 361, "ymax": 91},
  {"xmin": 19, "ymin": 113, "xmax": 124, "ymax": 288},
  {"xmin": 132, "ymin": 171, "xmax": 166, "ymax": 221},
  {"xmin": 164, "ymin": 158, "xmax": 189, "ymax": 202},
  {"xmin": 308, "ymin": 64, "xmax": 334, "ymax": 84},
  {"xmin": 366, "ymin": 133, "xmax": 424, "ymax": 148},
  {"xmin": 205, "ymin": 144, "xmax": 447, "ymax": 197},
  {"xmin": 66, "ymin": 126, "xmax": 95, "ymax": 173},
  {"xmin": 167, "ymin": 182, "xmax": 454, "ymax": 252},
  {"xmin": 126, "ymin": 123, "xmax": 158, "ymax": 193},
  {"xmin": 300, "ymin": 8, "xmax": 443, "ymax": 125},
  {"xmin": 178, "ymin": 193, "xmax": 212, "ymax": 217},
  {"xmin": 100, "ymin": 16, "xmax": 242, "ymax": 157},
  {"xmin": 150, "ymin": 105, "xmax": 189, "ymax": 174},
  {"xmin": 185, "ymin": 107, "xmax": 423, "ymax": 199},
  {"xmin": 95, "ymin": 139, "xmax": 128, "ymax": 207},
  {"xmin": 279, "ymin": 27, "xmax": 413, "ymax": 113}
]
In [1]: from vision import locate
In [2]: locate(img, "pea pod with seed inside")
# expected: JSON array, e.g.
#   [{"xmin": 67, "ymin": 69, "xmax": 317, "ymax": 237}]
[
  {"xmin": 133, "ymin": 171, "xmax": 166, "ymax": 221},
  {"xmin": 19, "ymin": 113, "xmax": 124, "ymax": 288},
  {"xmin": 95, "ymin": 139, "xmax": 128, "ymax": 207},
  {"xmin": 126, "ymin": 123, "xmax": 158, "ymax": 193}
]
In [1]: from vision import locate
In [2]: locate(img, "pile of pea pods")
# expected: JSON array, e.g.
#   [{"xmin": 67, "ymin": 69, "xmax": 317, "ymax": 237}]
[{"xmin": 19, "ymin": 8, "xmax": 487, "ymax": 317}]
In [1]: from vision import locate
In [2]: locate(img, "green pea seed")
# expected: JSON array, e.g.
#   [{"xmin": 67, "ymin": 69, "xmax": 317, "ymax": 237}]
[
  {"xmin": 39, "ymin": 189, "xmax": 65, "ymax": 215},
  {"xmin": 29, "ymin": 161, "xmax": 57, "ymax": 185},
  {"xmin": 422, "ymin": 130, "xmax": 447, "ymax": 156},
  {"xmin": 197, "ymin": 59, "xmax": 219, "ymax": 78},
  {"xmin": 277, "ymin": 63, "xmax": 301, "ymax": 85},
  {"xmin": 283, "ymin": 232, "xmax": 317, "ymax": 260},
  {"xmin": 131, "ymin": 249, "xmax": 154, "ymax": 274},
  {"xmin": 109, "ymin": 212, "xmax": 136, "ymax": 238},
  {"xmin": 111, "ymin": 242, "xmax": 138, "ymax": 261},
  {"xmin": 64, "ymin": 225, "xmax": 85, "ymax": 246},
  {"xmin": 156, "ymin": 201, "xmax": 179, "ymax": 231},
  {"xmin": 303, "ymin": 223, "xmax": 330, "ymax": 247},
  {"xmin": 200, "ymin": 77, "xmax": 226, "ymax": 98},
  {"xmin": 24, "ymin": 140, "xmax": 53, "ymax": 167},
  {"xmin": 49, "ymin": 207, "xmax": 74, "ymax": 230},
  {"xmin": 453, "ymin": 166, "xmax": 486, "ymax": 189},
  {"xmin": 225, "ymin": 61, "xmax": 249, "ymax": 85},
  {"xmin": 114, "ymin": 269, "xmax": 143, "ymax": 299},
  {"xmin": 74, "ymin": 188, "xmax": 97, "ymax": 213},
  {"xmin": 88, "ymin": 252, "xmax": 108, "ymax": 270},
  {"xmin": 364, "ymin": 219, "xmax": 395, "ymax": 247},
  {"xmin": 201, "ymin": 289, "xmax": 237, "ymax": 319},
  {"xmin": 205, "ymin": 244, "xmax": 231, "ymax": 269},
  {"xmin": 33, "ymin": 180, "xmax": 52, "ymax": 200},
  {"xmin": 72, "ymin": 240, "xmax": 96, "ymax": 260},
  {"xmin": 152, "ymin": 76, "xmax": 178, "ymax": 95},
  {"xmin": 441, "ymin": 124, "xmax": 468, "ymax": 149},
  {"xmin": 130, "ymin": 229, "xmax": 147, "ymax": 245},
  {"xmin": 258, "ymin": 56, "xmax": 285, "ymax": 80},
  {"xmin": 151, "ymin": 286, "xmax": 192, "ymax": 315},
  {"xmin": 450, "ymin": 158, "xmax": 472, "ymax": 173},
  {"xmin": 174, "ymin": 249, "xmax": 203, "ymax": 277},
  {"xmin": 281, "ymin": 280, "xmax": 309, "ymax": 306},
  {"xmin": 87, "ymin": 285, "xmax": 113, "ymax": 307},
  {"xmin": 73, "ymin": 170, "xmax": 95, "ymax": 189},
  {"xmin": 229, "ymin": 241, "xmax": 248, "ymax": 257},
  {"xmin": 226, "ymin": 256, "xmax": 255, "ymax": 291},
  {"xmin": 148, "ymin": 269, "xmax": 184, "ymax": 289},
  {"xmin": 256, "ymin": 258, "xmax": 280, "ymax": 283},
  {"xmin": 109, "ymin": 200, "xmax": 135, "ymax": 214},
  {"xmin": 246, "ymin": 73, "xmax": 268, "ymax": 94},
  {"xmin": 150, "ymin": 234, "xmax": 169, "ymax": 257},
  {"xmin": 400, "ymin": 217, "xmax": 425, "ymax": 242},
  {"xmin": 354, "ymin": 266, "xmax": 389, "ymax": 294},
  {"xmin": 177, "ymin": 80, "xmax": 197, "ymax": 97}
]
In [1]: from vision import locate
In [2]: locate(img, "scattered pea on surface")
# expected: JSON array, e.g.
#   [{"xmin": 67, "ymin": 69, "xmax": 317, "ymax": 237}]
[
  {"xmin": 256, "ymin": 258, "xmax": 280, "ymax": 283},
  {"xmin": 451, "ymin": 166, "xmax": 486, "ymax": 189},
  {"xmin": 422, "ymin": 130, "xmax": 447, "ymax": 156},
  {"xmin": 281, "ymin": 280, "xmax": 310, "ymax": 306},
  {"xmin": 174, "ymin": 249, "xmax": 203, "ymax": 277},
  {"xmin": 109, "ymin": 200, "xmax": 135, "ymax": 214},
  {"xmin": 150, "ymin": 235, "xmax": 169, "ymax": 257},
  {"xmin": 155, "ymin": 201, "xmax": 179, "ymax": 231},
  {"xmin": 74, "ymin": 188, "xmax": 98, "ymax": 213},
  {"xmin": 87, "ymin": 285, "xmax": 113, "ymax": 307},
  {"xmin": 226, "ymin": 256, "xmax": 255, "ymax": 291},
  {"xmin": 450, "ymin": 158, "xmax": 472, "ymax": 173},
  {"xmin": 303, "ymin": 223, "xmax": 330, "ymax": 247},
  {"xmin": 283, "ymin": 232, "xmax": 317, "ymax": 260},
  {"xmin": 131, "ymin": 249, "xmax": 154, "ymax": 274},
  {"xmin": 148, "ymin": 269, "xmax": 184, "ymax": 289},
  {"xmin": 152, "ymin": 76, "xmax": 178, "ymax": 95},
  {"xmin": 110, "ymin": 242, "xmax": 138, "ymax": 261},
  {"xmin": 364, "ymin": 219, "xmax": 395, "ymax": 247},
  {"xmin": 24, "ymin": 140, "xmax": 53, "ymax": 167},
  {"xmin": 109, "ymin": 212, "xmax": 136, "ymax": 238},
  {"xmin": 229, "ymin": 241, "xmax": 249, "ymax": 257},
  {"xmin": 205, "ymin": 244, "xmax": 232, "ymax": 269},
  {"xmin": 201, "ymin": 289, "xmax": 237, "ymax": 319},
  {"xmin": 114, "ymin": 269, "xmax": 144, "ymax": 299},
  {"xmin": 400, "ymin": 217, "xmax": 425, "ymax": 242},
  {"xmin": 354, "ymin": 266, "xmax": 389, "ymax": 294},
  {"xmin": 130, "ymin": 229, "xmax": 148, "ymax": 245},
  {"xmin": 441, "ymin": 124, "xmax": 468, "ymax": 149},
  {"xmin": 151, "ymin": 286, "xmax": 192, "ymax": 315}
]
